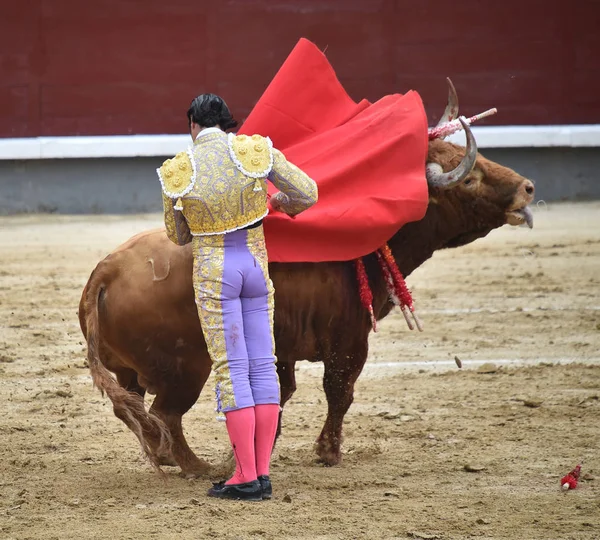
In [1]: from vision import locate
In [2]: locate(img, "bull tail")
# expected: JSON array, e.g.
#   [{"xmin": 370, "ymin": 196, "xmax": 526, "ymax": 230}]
[{"xmin": 82, "ymin": 273, "xmax": 172, "ymax": 474}]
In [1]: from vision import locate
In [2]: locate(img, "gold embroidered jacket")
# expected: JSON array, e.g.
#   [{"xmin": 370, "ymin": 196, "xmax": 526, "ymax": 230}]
[{"xmin": 158, "ymin": 130, "xmax": 318, "ymax": 244}]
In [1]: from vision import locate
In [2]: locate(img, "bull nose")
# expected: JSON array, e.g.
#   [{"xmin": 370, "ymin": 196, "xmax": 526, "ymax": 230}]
[{"xmin": 524, "ymin": 179, "xmax": 534, "ymax": 196}]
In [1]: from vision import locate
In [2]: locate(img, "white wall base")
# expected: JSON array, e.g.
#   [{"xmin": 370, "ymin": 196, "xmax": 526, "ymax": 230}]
[{"xmin": 1, "ymin": 125, "xmax": 599, "ymax": 160}]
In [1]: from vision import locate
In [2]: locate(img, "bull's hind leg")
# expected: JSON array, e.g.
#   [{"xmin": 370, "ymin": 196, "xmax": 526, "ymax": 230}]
[
  {"xmin": 114, "ymin": 369, "xmax": 177, "ymax": 466},
  {"xmin": 316, "ymin": 340, "xmax": 368, "ymax": 466},
  {"xmin": 115, "ymin": 369, "xmax": 146, "ymax": 398},
  {"xmin": 149, "ymin": 379, "xmax": 213, "ymax": 479}
]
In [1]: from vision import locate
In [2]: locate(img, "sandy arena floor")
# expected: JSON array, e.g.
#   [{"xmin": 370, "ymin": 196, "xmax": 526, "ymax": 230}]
[{"xmin": 0, "ymin": 202, "xmax": 599, "ymax": 540}]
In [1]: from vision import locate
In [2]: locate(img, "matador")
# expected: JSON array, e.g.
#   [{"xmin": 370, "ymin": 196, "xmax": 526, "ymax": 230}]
[{"xmin": 157, "ymin": 94, "xmax": 317, "ymax": 501}]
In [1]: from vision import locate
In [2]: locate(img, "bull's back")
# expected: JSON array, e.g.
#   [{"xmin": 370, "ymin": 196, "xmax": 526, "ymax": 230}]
[{"xmin": 82, "ymin": 228, "xmax": 361, "ymax": 369}]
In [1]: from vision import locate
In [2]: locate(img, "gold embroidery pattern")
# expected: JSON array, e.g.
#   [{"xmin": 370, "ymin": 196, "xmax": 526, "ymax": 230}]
[
  {"xmin": 228, "ymin": 133, "xmax": 273, "ymax": 177},
  {"xmin": 157, "ymin": 151, "xmax": 195, "ymax": 197},
  {"xmin": 180, "ymin": 133, "xmax": 269, "ymax": 235},
  {"xmin": 245, "ymin": 228, "xmax": 279, "ymax": 396},
  {"xmin": 191, "ymin": 237, "xmax": 236, "ymax": 414},
  {"xmin": 162, "ymin": 193, "xmax": 179, "ymax": 245},
  {"xmin": 268, "ymin": 149, "xmax": 318, "ymax": 216},
  {"xmin": 162, "ymin": 193, "xmax": 192, "ymax": 245}
]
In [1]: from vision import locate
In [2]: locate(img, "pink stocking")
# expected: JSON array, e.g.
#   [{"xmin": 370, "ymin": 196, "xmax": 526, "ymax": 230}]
[
  {"xmin": 254, "ymin": 404, "xmax": 280, "ymax": 477},
  {"xmin": 224, "ymin": 407, "xmax": 257, "ymax": 485}
]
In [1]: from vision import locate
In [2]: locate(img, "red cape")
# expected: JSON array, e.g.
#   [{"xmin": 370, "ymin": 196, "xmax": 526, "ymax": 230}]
[{"xmin": 239, "ymin": 38, "xmax": 429, "ymax": 262}]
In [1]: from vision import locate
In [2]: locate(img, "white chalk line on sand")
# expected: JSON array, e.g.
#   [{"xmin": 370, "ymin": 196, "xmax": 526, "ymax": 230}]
[
  {"xmin": 17, "ymin": 356, "xmax": 600, "ymax": 388},
  {"xmin": 415, "ymin": 306, "xmax": 600, "ymax": 315},
  {"xmin": 297, "ymin": 356, "xmax": 600, "ymax": 375}
]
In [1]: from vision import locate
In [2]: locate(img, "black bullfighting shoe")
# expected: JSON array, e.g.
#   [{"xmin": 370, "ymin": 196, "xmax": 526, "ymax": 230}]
[
  {"xmin": 207, "ymin": 479, "xmax": 262, "ymax": 501},
  {"xmin": 258, "ymin": 475, "xmax": 272, "ymax": 500}
]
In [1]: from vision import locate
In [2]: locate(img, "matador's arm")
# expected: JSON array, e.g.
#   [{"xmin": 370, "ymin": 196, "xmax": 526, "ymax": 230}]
[
  {"xmin": 267, "ymin": 149, "xmax": 318, "ymax": 217},
  {"xmin": 162, "ymin": 193, "xmax": 192, "ymax": 246}
]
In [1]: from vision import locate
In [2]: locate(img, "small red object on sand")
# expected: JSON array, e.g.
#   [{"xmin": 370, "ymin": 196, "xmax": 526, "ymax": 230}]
[{"xmin": 561, "ymin": 463, "xmax": 582, "ymax": 490}]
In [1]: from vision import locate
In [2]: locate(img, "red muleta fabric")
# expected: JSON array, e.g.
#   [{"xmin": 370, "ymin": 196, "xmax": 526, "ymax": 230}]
[{"xmin": 239, "ymin": 38, "xmax": 429, "ymax": 263}]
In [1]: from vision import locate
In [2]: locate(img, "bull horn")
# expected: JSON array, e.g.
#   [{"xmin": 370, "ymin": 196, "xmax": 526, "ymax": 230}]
[
  {"xmin": 426, "ymin": 117, "xmax": 477, "ymax": 189},
  {"xmin": 435, "ymin": 77, "xmax": 459, "ymax": 127}
]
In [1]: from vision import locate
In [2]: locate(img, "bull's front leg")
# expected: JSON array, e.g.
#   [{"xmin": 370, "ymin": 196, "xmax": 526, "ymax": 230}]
[
  {"xmin": 275, "ymin": 359, "xmax": 297, "ymax": 443},
  {"xmin": 315, "ymin": 340, "xmax": 368, "ymax": 466}
]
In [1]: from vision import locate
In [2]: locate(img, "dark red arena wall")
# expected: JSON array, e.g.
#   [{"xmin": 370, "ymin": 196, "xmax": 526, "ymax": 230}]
[{"xmin": 1, "ymin": 0, "xmax": 598, "ymax": 138}]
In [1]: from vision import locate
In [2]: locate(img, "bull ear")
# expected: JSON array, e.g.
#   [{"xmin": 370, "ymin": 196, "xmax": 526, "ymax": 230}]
[
  {"xmin": 426, "ymin": 117, "xmax": 477, "ymax": 189},
  {"xmin": 435, "ymin": 77, "xmax": 459, "ymax": 127}
]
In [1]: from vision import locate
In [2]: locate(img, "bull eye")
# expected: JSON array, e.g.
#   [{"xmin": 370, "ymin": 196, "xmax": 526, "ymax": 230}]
[{"xmin": 464, "ymin": 178, "xmax": 472, "ymax": 185}]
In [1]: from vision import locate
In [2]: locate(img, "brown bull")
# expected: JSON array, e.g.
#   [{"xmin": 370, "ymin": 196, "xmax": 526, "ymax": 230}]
[{"xmin": 79, "ymin": 119, "xmax": 534, "ymax": 477}]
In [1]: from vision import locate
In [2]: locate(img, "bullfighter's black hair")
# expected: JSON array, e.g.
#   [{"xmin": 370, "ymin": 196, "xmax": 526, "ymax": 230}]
[{"xmin": 186, "ymin": 93, "xmax": 238, "ymax": 131}]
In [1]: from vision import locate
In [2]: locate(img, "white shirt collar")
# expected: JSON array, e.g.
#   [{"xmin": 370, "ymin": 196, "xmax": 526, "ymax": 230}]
[{"xmin": 195, "ymin": 127, "xmax": 223, "ymax": 140}]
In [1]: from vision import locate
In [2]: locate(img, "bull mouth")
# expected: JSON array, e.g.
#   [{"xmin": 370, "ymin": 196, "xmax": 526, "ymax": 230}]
[{"xmin": 506, "ymin": 206, "xmax": 534, "ymax": 229}]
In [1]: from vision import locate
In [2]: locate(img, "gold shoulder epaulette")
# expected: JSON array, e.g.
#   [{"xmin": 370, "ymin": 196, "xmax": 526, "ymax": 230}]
[
  {"xmin": 227, "ymin": 133, "xmax": 273, "ymax": 178},
  {"xmin": 157, "ymin": 150, "xmax": 196, "ymax": 198}
]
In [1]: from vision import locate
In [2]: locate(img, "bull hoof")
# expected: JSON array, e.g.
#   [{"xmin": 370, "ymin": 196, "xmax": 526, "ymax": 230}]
[
  {"xmin": 158, "ymin": 455, "xmax": 178, "ymax": 467},
  {"xmin": 316, "ymin": 453, "xmax": 342, "ymax": 467},
  {"xmin": 314, "ymin": 439, "xmax": 342, "ymax": 466},
  {"xmin": 178, "ymin": 458, "xmax": 214, "ymax": 479},
  {"xmin": 181, "ymin": 471, "xmax": 205, "ymax": 480},
  {"xmin": 179, "ymin": 465, "xmax": 212, "ymax": 480}
]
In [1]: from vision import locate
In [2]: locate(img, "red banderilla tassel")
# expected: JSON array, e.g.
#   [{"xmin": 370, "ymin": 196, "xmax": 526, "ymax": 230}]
[
  {"xmin": 561, "ymin": 463, "xmax": 582, "ymax": 491},
  {"xmin": 377, "ymin": 244, "xmax": 423, "ymax": 331},
  {"xmin": 354, "ymin": 258, "xmax": 377, "ymax": 332}
]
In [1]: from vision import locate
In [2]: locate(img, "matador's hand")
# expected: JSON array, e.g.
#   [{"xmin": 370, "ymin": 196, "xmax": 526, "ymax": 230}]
[{"xmin": 269, "ymin": 193, "xmax": 296, "ymax": 218}]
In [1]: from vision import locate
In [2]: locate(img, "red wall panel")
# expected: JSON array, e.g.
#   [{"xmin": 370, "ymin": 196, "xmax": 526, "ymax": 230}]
[{"xmin": 0, "ymin": 0, "xmax": 597, "ymax": 137}]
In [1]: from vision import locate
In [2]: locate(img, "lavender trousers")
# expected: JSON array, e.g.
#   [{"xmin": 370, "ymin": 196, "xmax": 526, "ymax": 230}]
[{"xmin": 192, "ymin": 226, "xmax": 280, "ymax": 416}]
